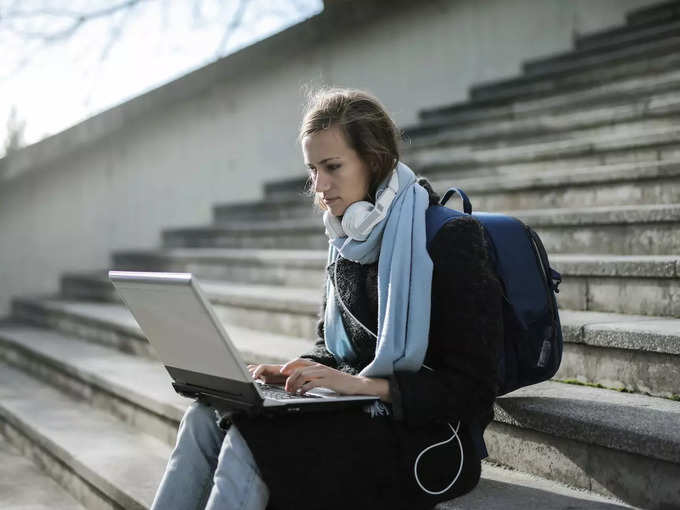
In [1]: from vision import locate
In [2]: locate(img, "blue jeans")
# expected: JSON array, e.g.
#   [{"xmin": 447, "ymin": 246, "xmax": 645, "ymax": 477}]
[{"xmin": 151, "ymin": 400, "xmax": 270, "ymax": 510}]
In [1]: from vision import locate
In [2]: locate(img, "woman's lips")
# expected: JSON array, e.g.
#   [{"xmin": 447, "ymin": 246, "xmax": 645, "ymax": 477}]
[{"xmin": 323, "ymin": 197, "xmax": 339, "ymax": 205}]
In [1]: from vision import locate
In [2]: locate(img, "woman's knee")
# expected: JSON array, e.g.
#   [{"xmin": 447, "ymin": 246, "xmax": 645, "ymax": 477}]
[{"xmin": 179, "ymin": 400, "xmax": 223, "ymax": 441}]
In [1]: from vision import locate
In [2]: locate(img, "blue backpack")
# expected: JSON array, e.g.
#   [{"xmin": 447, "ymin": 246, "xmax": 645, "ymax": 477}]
[
  {"xmin": 425, "ymin": 188, "xmax": 564, "ymax": 459},
  {"xmin": 425, "ymin": 187, "xmax": 564, "ymax": 397}
]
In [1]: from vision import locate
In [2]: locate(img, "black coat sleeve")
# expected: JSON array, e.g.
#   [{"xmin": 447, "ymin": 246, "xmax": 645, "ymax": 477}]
[{"xmin": 388, "ymin": 215, "xmax": 504, "ymax": 429}]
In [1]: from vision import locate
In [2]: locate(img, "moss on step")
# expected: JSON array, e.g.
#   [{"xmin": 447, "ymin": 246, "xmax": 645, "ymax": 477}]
[{"xmin": 554, "ymin": 378, "xmax": 680, "ymax": 402}]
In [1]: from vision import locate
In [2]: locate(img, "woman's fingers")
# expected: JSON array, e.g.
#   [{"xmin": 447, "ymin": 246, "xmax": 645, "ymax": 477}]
[
  {"xmin": 285, "ymin": 366, "xmax": 326, "ymax": 393},
  {"xmin": 299, "ymin": 378, "xmax": 323, "ymax": 394},
  {"xmin": 248, "ymin": 364, "xmax": 285, "ymax": 383},
  {"xmin": 280, "ymin": 358, "xmax": 316, "ymax": 375}
]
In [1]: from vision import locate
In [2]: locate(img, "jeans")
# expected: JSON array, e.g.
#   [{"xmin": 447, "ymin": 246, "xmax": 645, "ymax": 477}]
[{"xmin": 150, "ymin": 400, "xmax": 270, "ymax": 510}]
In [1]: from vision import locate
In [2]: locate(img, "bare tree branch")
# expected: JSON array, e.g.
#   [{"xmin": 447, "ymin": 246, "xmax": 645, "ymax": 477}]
[
  {"xmin": 0, "ymin": 0, "xmax": 310, "ymax": 82},
  {"xmin": 3, "ymin": 105, "xmax": 26, "ymax": 157},
  {"xmin": 215, "ymin": 0, "xmax": 250, "ymax": 56},
  {"xmin": 1, "ymin": 0, "xmax": 156, "ymax": 43}
]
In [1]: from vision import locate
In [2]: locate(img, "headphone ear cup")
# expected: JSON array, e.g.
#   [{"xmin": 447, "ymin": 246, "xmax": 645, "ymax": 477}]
[
  {"xmin": 323, "ymin": 210, "xmax": 345, "ymax": 239},
  {"xmin": 341, "ymin": 201, "xmax": 374, "ymax": 241}
]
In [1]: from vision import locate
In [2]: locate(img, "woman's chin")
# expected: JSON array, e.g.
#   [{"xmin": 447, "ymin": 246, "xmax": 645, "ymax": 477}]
[{"xmin": 329, "ymin": 204, "xmax": 346, "ymax": 216}]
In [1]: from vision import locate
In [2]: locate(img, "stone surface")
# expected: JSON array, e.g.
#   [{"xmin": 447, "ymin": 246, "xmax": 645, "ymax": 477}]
[
  {"xmin": 0, "ymin": 435, "xmax": 86, "ymax": 510},
  {"xmin": 560, "ymin": 309, "xmax": 680, "ymax": 354},
  {"xmin": 432, "ymin": 159, "xmax": 680, "ymax": 210},
  {"xmin": 557, "ymin": 274, "xmax": 680, "ymax": 317},
  {"xmin": 217, "ymin": 158, "xmax": 680, "ymax": 219},
  {"xmin": 407, "ymin": 118, "xmax": 680, "ymax": 169},
  {"xmin": 440, "ymin": 462, "xmax": 634, "ymax": 509},
  {"xmin": 163, "ymin": 202, "xmax": 680, "ymax": 254},
  {"xmin": 469, "ymin": 39, "xmax": 680, "ymax": 103},
  {"xmin": 558, "ymin": 309, "xmax": 680, "ymax": 398},
  {"xmin": 419, "ymin": 66, "xmax": 680, "ymax": 127},
  {"xmin": 523, "ymin": 22, "xmax": 680, "ymax": 75},
  {"xmin": 485, "ymin": 421, "xmax": 680, "ymax": 509},
  {"xmin": 556, "ymin": 342, "xmax": 680, "ymax": 398},
  {"xmin": 10, "ymin": 297, "xmax": 312, "ymax": 364},
  {"xmin": 0, "ymin": 323, "xmax": 188, "ymax": 444},
  {"xmin": 552, "ymin": 253, "xmax": 679, "ymax": 277},
  {"xmin": 495, "ymin": 380, "xmax": 680, "ymax": 464},
  {"xmin": 0, "ymin": 363, "xmax": 171, "ymax": 510}
]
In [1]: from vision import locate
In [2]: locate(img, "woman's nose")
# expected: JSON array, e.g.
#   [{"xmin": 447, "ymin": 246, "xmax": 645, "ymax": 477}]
[{"xmin": 313, "ymin": 171, "xmax": 331, "ymax": 193}]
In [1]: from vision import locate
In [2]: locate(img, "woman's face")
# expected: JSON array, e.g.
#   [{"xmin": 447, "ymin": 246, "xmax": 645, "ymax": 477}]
[{"xmin": 302, "ymin": 126, "xmax": 371, "ymax": 217}]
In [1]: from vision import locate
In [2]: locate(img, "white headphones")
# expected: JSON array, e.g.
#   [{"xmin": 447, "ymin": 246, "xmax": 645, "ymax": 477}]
[{"xmin": 322, "ymin": 168, "xmax": 400, "ymax": 241}]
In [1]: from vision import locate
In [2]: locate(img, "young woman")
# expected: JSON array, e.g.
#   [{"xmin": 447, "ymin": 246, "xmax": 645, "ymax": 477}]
[{"xmin": 150, "ymin": 87, "xmax": 504, "ymax": 510}]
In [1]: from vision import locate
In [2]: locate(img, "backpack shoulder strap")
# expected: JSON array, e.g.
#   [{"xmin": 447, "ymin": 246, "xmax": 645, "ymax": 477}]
[{"xmin": 425, "ymin": 204, "xmax": 466, "ymax": 248}]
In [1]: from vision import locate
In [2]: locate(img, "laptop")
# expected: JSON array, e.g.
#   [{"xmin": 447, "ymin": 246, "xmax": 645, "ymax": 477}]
[{"xmin": 108, "ymin": 270, "xmax": 379, "ymax": 416}]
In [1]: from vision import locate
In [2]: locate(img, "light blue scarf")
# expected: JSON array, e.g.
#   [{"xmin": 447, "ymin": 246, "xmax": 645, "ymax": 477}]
[{"xmin": 323, "ymin": 160, "xmax": 433, "ymax": 417}]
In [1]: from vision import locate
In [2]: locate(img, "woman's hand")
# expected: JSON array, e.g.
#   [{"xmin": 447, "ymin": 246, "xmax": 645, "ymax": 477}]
[
  {"xmin": 249, "ymin": 358, "xmax": 391, "ymax": 401},
  {"xmin": 247, "ymin": 358, "xmax": 317, "ymax": 386},
  {"xmin": 280, "ymin": 359, "xmax": 365, "ymax": 396}
]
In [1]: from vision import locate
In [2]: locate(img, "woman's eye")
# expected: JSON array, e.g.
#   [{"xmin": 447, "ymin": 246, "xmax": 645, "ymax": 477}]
[{"xmin": 327, "ymin": 164, "xmax": 340, "ymax": 171}]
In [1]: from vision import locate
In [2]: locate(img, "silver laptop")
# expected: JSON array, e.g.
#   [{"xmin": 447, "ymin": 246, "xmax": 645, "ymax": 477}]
[{"xmin": 108, "ymin": 270, "xmax": 379, "ymax": 416}]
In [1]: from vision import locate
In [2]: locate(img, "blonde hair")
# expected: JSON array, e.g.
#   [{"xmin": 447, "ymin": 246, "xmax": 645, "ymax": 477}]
[{"xmin": 298, "ymin": 86, "xmax": 403, "ymax": 212}]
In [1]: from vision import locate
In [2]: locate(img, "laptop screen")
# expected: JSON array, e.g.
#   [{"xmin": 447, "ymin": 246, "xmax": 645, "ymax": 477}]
[{"xmin": 110, "ymin": 272, "xmax": 251, "ymax": 383}]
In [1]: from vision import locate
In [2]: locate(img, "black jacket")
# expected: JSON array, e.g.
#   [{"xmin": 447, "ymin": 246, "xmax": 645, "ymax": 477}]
[{"xmin": 230, "ymin": 181, "xmax": 504, "ymax": 510}]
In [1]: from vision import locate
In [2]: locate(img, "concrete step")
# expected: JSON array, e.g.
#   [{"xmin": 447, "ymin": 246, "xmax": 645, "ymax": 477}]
[
  {"xmin": 115, "ymin": 245, "xmax": 680, "ymax": 320},
  {"xmin": 62, "ymin": 273, "xmax": 321, "ymax": 339},
  {"xmin": 429, "ymin": 159, "xmax": 680, "ymax": 211},
  {"xmin": 417, "ymin": 65, "xmax": 680, "ymax": 129},
  {"xmin": 164, "ymin": 203, "xmax": 680, "ymax": 256},
  {"xmin": 25, "ymin": 258, "xmax": 680, "ymax": 390},
  {"xmin": 23, "ymin": 256, "xmax": 680, "ymax": 388},
  {"xmin": 574, "ymin": 15, "xmax": 680, "ymax": 55},
  {"xmin": 61, "ymin": 266, "xmax": 680, "ymax": 393},
  {"xmin": 556, "ymin": 309, "xmax": 680, "ymax": 399},
  {"xmin": 214, "ymin": 195, "xmax": 320, "ymax": 222},
  {"xmin": 515, "ymin": 203, "xmax": 680, "ymax": 256},
  {"xmin": 4, "ymin": 297, "xmax": 679, "ymax": 444},
  {"xmin": 1, "ymin": 310, "xmax": 675, "ymax": 507},
  {"xmin": 112, "ymin": 247, "xmax": 680, "ymax": 319},
  {"xmin": 0, "ymin": 434, "xmax": 86, "ymax": 510},
  {"xmin": 406, "ymin": 118, "xmax": 680, "ymax": 176},
  {"xmin": 626, "ymin": 0, "xmax": 680, "ymax": 27},
  {"xmin": 0, "ymin": 322, "xmax": 189, "ymax": 446},
  {"xmin": 407, "ymin": 90, "xmax": 680, "ymax": 155},
  {"xmin": 259, "ymin": 176, "xmax": 310, "ymax": 202},
  {"xmin": 571, "ymin": 2, "xmax": 680, "ymax": 62},
  {"xmin": 448, "ymin": 463, "xmax": 634, "ymax": 509},
  {"xmin": 9, "ymin": 296, "xmax": 313, "ymax": 361},
  {"xmin": 1, "ymin": 354, "xmax": 674, "ymax": 508},
  {"xmin": 469, "ymin": 36, "xmax": 680, "ymax": 104},
  {"xmin": 489, "ymin": 380, "xmax": 680, "ymax": 509},
  {"xmin": 0, "ymin": 317, "xmax": 640, "ymax": 508},
  {"xmin": 111, "ymin": 248, "xmax": 326, "ymax": 289},
  {"xmin": 0, "ymin": 363, "xmax": 170, "ymax": 510},
  {"xmin": 522, "ymin": 21, "xmax": 680, "ymax": 77},
  {"xmin": 219, "ymin": 159, "xmax": 680, "ymax": 223},
  {"xmin": 0, "ymin": 365, "xmax": 633, "ymax": 510},
  {"xmin": 409, "ymin": 83, "xmax": 680, "ymax": 145},
  {"xmin": 162, "ymin": 217, "xmax": 329, "ymax": 250},
  {"xmin": 553, "ymin": 253, "xmax": 680, "ymax": 317},
  {"xmin": 39, "ymin": 259, "xmax": 680, "ymax": 372}
]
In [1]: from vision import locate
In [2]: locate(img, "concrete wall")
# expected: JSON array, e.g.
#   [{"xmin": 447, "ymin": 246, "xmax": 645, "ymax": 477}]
[{"xmin": 0, "ymin": 0, "xmax": 660, "ymax": 315}]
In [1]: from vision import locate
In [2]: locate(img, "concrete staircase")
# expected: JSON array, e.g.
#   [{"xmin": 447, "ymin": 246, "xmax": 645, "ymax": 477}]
[{"xmin": 2, "ymin": 1, "xmax": 680, "ymax": 508}]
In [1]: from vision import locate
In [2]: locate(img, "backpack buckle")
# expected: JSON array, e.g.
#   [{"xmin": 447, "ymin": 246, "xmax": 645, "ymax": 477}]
[{"xmin": 550, "ymin": 268, "xmax": 562, "ymax": 294}]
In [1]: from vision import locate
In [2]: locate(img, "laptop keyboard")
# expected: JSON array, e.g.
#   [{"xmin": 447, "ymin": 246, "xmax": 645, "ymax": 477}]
[{"xmin": 257, "ymin": 383, "xmax": 324, "ymax": 400}]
